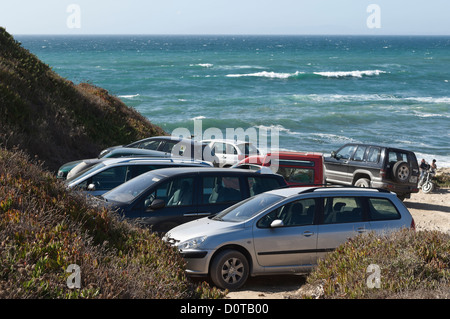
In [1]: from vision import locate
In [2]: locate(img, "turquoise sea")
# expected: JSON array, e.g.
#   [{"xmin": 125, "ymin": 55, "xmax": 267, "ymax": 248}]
[{"xmin": 16, "ymin": 35, "xmax": 450, "ymax": 166}]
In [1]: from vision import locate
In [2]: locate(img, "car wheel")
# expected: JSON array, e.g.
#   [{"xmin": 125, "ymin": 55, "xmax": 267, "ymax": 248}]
[
  {"xmin": 422, "ymin": 181, "xmax": 434, "ymax": 194},
  {"xmin": 210, "ymin": 249, "xmax": 249, "ymax": 290},
  {"xmin": 392, "ymin": 161, "xmax": 411, "ymax": 183},
  {"xmin": 354, "ymin": 178, "xmax": 370, "ymax": 188}
]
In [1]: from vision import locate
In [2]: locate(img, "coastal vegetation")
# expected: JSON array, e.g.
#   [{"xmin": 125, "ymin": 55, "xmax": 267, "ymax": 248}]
[
  {"xmin": 301, "ymin": 230, "xmax": 450, "ymax": 299},
  {"xmin": 0, "ymin": 27, "xmax": 165, "ymax": 172},
  {"xmin": 0, "ymin": 27, "xmax": 448, "ymax": 299}
]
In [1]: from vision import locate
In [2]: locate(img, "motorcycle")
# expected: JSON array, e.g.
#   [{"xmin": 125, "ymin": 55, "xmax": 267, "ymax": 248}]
[{"xmin": 419, "ymin": 168, "xmax": 437, "ymax": 194}]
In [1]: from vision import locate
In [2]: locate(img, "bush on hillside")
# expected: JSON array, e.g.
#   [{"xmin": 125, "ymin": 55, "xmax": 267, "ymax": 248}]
[
  {"xmin": 0, "ymin": 27, "xmax": 166, "ymax": 172},
  {"xmin": 0, "ymin": 147, "xmax": 224, "ymax": 299},
  {"xmin": 301, "ymin": 230, "xmax": 450, "ymax": 299}
]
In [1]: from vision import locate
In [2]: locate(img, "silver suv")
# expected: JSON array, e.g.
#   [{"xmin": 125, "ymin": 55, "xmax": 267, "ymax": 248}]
[{"xmin": 165, "ymin": 187, "xmax": 415, "ymax": 290}]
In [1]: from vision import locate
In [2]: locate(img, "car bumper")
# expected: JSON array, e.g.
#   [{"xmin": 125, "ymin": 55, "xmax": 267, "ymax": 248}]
[
  {"xmin": 180, "ymin": 249, "xmax": 215, "ymax": 276},
  {"xmin": 372, "ymin": 181, "xmax": 419, "ymax": 196}
]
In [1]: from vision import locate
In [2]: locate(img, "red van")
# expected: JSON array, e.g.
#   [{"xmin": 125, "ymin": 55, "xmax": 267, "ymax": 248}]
[{"xmin": 234, "ymin": 151, "xmax": 324, "ymax": 186}]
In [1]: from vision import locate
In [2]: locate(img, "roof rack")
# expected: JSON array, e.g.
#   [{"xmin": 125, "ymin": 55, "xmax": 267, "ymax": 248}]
[{"xmin": 296, "ymin": 185, "xmax": 391, "ymax": 194}]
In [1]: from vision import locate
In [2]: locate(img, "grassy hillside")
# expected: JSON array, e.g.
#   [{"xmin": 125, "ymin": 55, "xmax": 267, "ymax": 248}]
[
  {"xmin": 0, "ymin": 27, "xmax": 166, "ymax": 172},
  {"xmin": 0, "ymin": 147, "xmax": 224, "ymax": 298}
]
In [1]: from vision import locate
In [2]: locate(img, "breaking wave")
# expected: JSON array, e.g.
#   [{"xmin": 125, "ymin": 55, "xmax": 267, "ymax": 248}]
[{"xmin": 226, "ymin": 69, "xmax": 386, "ymax": 79}]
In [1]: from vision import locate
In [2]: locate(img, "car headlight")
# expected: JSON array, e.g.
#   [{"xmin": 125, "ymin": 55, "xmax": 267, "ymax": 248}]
[{"xmin": 177, "ymin": 236, "xmax": 207, "ymax": 250}]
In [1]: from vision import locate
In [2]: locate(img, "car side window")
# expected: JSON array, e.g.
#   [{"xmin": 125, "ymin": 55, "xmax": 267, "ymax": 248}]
[
  {"xmin": 367, "ymin": 147, "xmax": 381, "ymax": 163},
  {"xmin": 368, "ymin": 198, "xmax": 400, "ymax": 221},
  {"xmin": 257, "ymin": 198, "xmax": 316, "ymax": 228},
  {"xmin": 322, "ymin": 197, "xmax": 364, "ymax": 224},
  {"xmin": 213, "ymin": 143, "xmax": 226, "ymax": 156},
  {"xmin": 226, "ymin": 144, "xmax": 238, "ymax": 155},
  {"xmin": 336, "ymin": 145, "xmax": 357, "ymax": 160},
  {"xmin": 248, "ymin": 176, "xmax": 283, "ymax": 196},
  {"xmin": 352, "ymin": 146, "xmax": 367, "ymax": 161},
  {"xmin": 139, "ymin": 140, "xmax": 161, "ymax": 150},
  {"xmin": 144, "ymin": 177, "xmax": 195, "ymax": 208},
  {"xmin": 203, "ymin": 176, "xmax": 242, "ymax": 204},
  {"xmin": 90, "ymin": 166, "xmax": 128, "ymax": 190}
]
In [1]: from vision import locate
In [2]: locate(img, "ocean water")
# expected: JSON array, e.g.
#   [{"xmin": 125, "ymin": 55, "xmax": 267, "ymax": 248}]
[{"xmin": 16, "ymin": 35, "xmax": 450, "ymax": 167}]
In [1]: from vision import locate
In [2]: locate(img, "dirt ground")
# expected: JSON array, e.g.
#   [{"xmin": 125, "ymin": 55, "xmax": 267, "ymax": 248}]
[{"xmin": 226, "ymin": 172, "xmax": 450, "ymax": 299}]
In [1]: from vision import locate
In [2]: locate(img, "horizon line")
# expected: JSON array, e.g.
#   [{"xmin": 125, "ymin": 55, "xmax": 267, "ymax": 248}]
[{"xmin": 12, "ymin": 33, "xmax": 450, "ymax": 37}]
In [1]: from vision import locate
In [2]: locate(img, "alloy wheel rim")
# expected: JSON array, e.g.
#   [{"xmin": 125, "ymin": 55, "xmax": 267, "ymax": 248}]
[{"xmin": 221, "ymin": 258, "xmax": 244, "ymax": 284}]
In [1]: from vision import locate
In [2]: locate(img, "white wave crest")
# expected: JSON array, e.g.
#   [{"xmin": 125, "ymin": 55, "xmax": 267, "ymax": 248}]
[
  {"xmin": 190, "ymin": 63, "xmax": 214, "ymax": 68},
  {"xmin": 313, "ymin": 70, "xmax": 386, "ymax": 78},
  {"xmin": 226, "ymin": 71, "xmax": 302, "ymax": 79},
  {"xmin": 119, "ymin": 94, "xmax": 140, "ymax": 99},
  {"xmin": 191, "ymin": 115, "xmax": 206, "ymax": 120}
]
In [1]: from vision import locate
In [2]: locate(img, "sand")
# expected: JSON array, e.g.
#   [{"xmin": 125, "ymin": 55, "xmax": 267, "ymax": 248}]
[{"xmin": 226, "ymin": 169, "xmax": 450, "ymax": 299}]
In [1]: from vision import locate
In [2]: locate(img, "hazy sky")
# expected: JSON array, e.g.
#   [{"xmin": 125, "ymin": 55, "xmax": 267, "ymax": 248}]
[{"xmin": 1, "ymin": 0, "xmax": 449, "ymax": 35}]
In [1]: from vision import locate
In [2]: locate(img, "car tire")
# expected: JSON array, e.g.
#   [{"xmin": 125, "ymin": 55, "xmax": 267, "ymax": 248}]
[
  {"xmin": 354, "ymin": 178, "xmax": 370, "ymax": 188},
  {"xmin": 210, "ymin": 249, "xmax": 249, "ymax": 290},
  {"xmin": 392, "ymin": 161, "xmax": 411, "ymax": 183}
]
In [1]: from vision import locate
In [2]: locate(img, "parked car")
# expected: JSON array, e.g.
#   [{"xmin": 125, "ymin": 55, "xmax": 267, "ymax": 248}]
[
  {"xmin": 57, "ymin": 148, "xmax": 169, "ymax": 180},
  {"xmin": 100, "ymin": 167, "xmax": 287, "ymax": 232},
  {"xmin": 233, "ymin": 151, "xmax": 324, "ymax": 186},
  {"xmin": 66, "ymin": 157, "xmax": 213, "ymax": 196},
  {"xmin": 324, "ymin": 143, "xmax": 419, "ymax": 200},
  {"xmin": 201, "ymin": 139, "xmax": 262, "ymax": 167},
  {"xmin": 99, "ymin": 136, "xmax": 213, "ymax": 161},
  {"xmin": 164, "ymin": 186, "xmax": 415, "ymax": 290}
]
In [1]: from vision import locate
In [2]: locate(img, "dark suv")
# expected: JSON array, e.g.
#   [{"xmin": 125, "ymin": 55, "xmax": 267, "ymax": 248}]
[
  {"xmin": 101, "ymin": 167, "xmax": 287, "ymax": 232},
  {"xmin": 324, "ymin": 143, "xmax": 419, "ymax": 200}
]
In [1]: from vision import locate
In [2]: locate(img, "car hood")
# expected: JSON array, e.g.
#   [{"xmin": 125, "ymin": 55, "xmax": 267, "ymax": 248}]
[{"xmin": 165, "ymin": 216, "xmax": 245, "ymax": 244}]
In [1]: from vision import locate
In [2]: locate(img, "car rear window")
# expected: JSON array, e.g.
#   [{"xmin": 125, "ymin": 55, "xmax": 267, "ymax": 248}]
[{"xmin": 368, "ymin": 198, "xmax": 401, "ymax": 221}]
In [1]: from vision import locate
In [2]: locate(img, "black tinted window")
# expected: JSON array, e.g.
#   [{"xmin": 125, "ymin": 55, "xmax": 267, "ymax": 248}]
[
  {"xmin": 258, "ymin": 198, "xmax": 316, "ymax": 228},
  {"xmin": 323, "ymin": 197, "xmax": 364, "ymax": 224},
  {"xmin": 91, "ymin": 166, "xmax": 127, "ymax": 190},
  {"xmin": 368, "ymin": 198, "xmax": 400, "ymax": 221},
  {"xmin": 203, "ymin": 176, "xmax": 242, "ymax": 204}
]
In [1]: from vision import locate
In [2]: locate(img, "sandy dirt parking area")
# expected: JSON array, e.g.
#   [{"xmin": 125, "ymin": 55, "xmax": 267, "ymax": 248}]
[{"xmin": 226, "ymin": 178, "xmax": 450, "ymax": 299}]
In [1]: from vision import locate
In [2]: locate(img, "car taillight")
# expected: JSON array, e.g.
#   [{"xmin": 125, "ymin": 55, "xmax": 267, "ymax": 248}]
[
  {"xmin": 410, "ymin": 218, "xmax": 416, "ymax": 231},
  {"xmin": 380, "ymin": 169, "xmax": 386, "ymax": 178}
]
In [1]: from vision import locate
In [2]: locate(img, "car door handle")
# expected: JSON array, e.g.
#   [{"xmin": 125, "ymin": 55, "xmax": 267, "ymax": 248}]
[
  {"xmin": 356, "ymin": 227, "xmax": 367, "ymax": 233},
  {"xmin": 303, "ymin": 231, "xmax": 314, "ymax": 237}
]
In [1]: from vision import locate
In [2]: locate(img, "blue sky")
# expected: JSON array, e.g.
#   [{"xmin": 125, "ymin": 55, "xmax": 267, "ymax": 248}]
[{"xmin": 1, "ymin": 0, "xmax": 449, "ymax": 35}]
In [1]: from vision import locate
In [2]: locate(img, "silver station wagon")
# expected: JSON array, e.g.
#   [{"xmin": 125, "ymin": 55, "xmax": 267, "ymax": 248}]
[{"xmin": 165, "ymin": 187, "xmax": 415, "ymax": 290}]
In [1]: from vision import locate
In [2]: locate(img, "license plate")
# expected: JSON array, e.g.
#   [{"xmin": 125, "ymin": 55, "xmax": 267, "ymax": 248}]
[{"xmin": 409, "ymin": 176, "xmax": 418, "ymax": 183}]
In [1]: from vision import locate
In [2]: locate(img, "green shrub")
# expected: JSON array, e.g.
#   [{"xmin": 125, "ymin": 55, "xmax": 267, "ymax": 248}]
[
  {"xmin": 0, "ymin": 147, "xmax": 224, "ymax": 299},
  {"xmin": 305, "ymin": 230, "xmax": 450, "ymax": 299}
]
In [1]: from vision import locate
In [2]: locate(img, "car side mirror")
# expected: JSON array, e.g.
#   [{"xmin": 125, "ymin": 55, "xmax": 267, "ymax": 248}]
[
  {"xmin": 331, "ymin": 151, "xmax": 337, "ymax": 158},
  {"xmin": 87, "ymin": 183, "xmax": 96, "ymax": 191},
  {"xmin": 270, "ymin": 219, "xmax": 284, "ymax": 228},
  {"xmin": 147, "ymin": 198, "xmax": 166, "ymax": 211}
]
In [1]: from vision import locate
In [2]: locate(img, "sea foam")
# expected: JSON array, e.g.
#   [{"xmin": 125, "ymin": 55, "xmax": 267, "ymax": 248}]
[{"xmin": 313, "ymin": 70, "xmax": 386, "ymax": 78}]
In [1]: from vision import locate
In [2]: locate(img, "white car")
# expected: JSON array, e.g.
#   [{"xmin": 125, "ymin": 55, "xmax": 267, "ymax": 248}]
[{"xmin": 201, "ymin": 139, "xmax": 262, "ymax": 168}]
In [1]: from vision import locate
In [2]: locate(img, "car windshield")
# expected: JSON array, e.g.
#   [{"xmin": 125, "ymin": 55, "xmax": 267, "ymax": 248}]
[
  {"xmin": 65, "ymin": 163, "xmax": 106, "ymax": 184},
  {"xmin": 102, "ymin": 171, "xmax": 165, "ymax": 204},
  {"xmin": 212, "ymin": 193, "xmax": 282, "ymax": 223}
]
